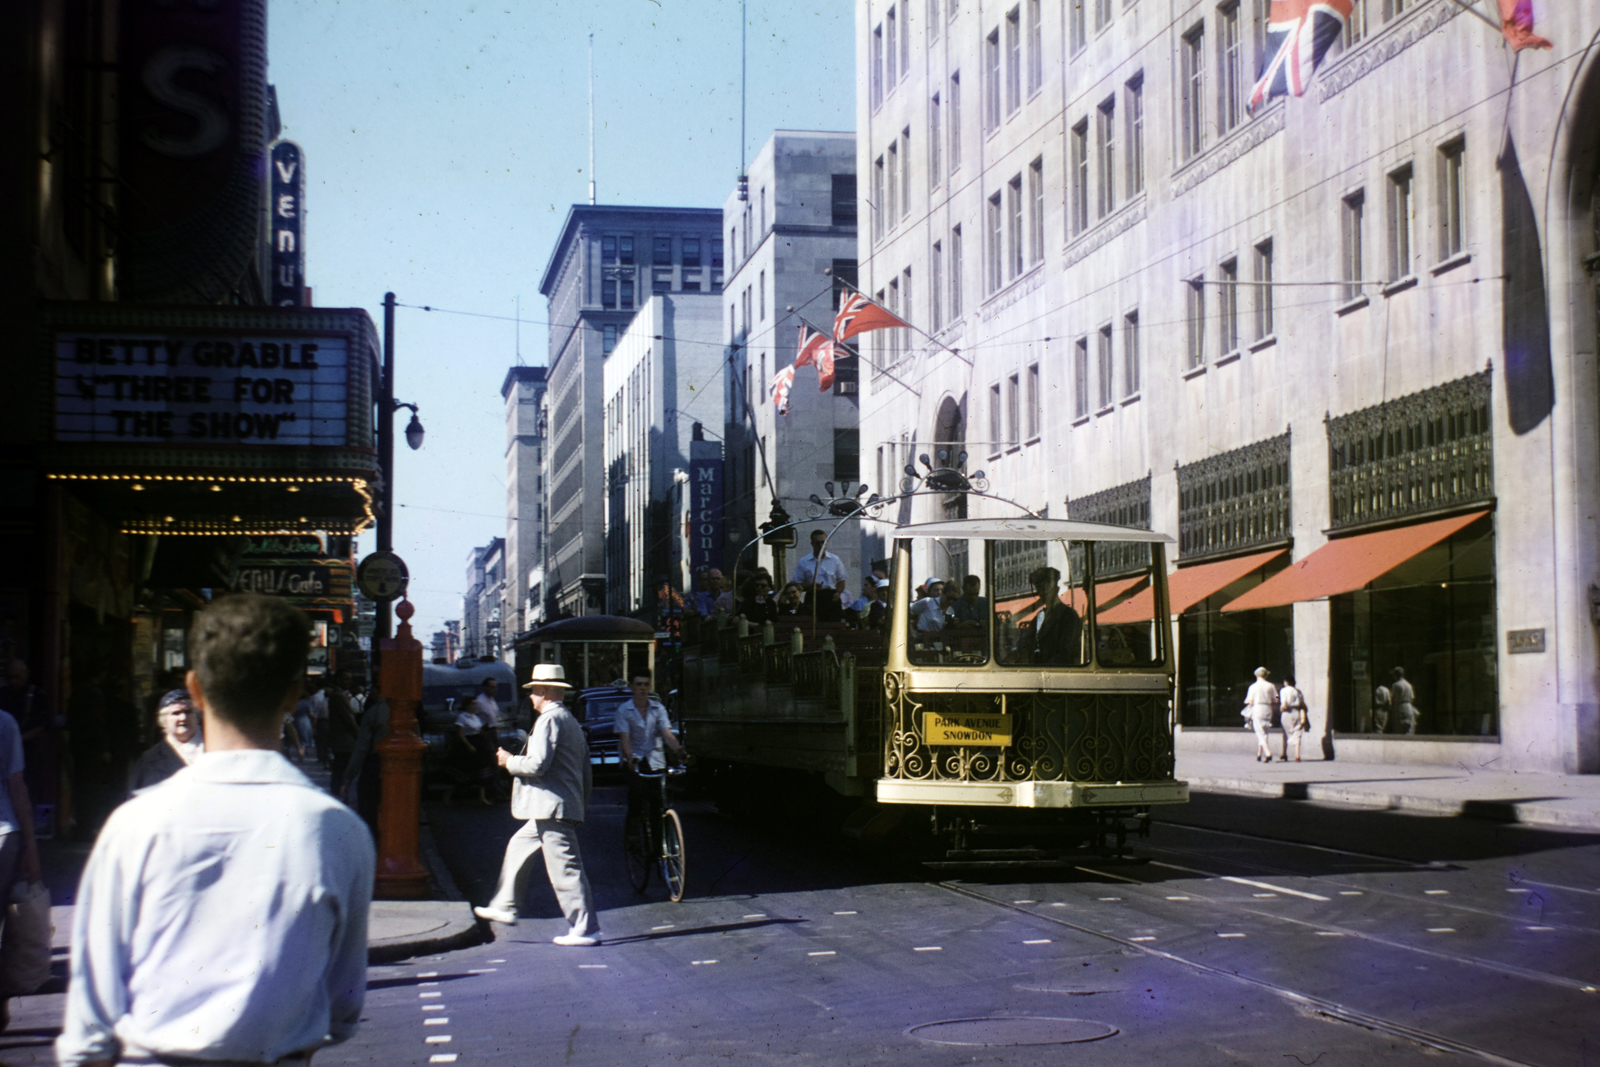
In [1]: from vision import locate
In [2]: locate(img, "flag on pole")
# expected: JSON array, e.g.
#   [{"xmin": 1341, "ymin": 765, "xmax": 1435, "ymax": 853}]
[
  {"xmin": 1497, "ymin": 0, "xmax": 1551, "ymax": 50},
  {"xmin": 795, "ymin": 323, "xmax": 830, "ymax": 368},
  {"xmin": 832, "ymin": 291, "xmax": 910, "ymax": 344},
  {"xmin": 816, "ymin": 345, "xmax": 838, "ymax": 392},
  {"xmin": 1247, "ymin": 0, "xmax": 1352, "ymax": 113},
  {"xmin": 771, "ymin": 365, "xmax": 796, "ymax": 414}
]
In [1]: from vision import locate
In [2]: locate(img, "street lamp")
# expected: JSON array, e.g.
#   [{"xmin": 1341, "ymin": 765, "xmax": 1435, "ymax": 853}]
[
  {"xmin": 396, "ymin": 401, "xmax": 425, "ymax": 450},
  {"xmin": 376, "ymin": 293, "xmax": 427, "ymax": 642}
]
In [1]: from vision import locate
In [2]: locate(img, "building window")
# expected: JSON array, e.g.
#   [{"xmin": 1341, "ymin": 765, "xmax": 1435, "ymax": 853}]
[
  {"xmin": 1219, "ymin": 258, "xmax": 1239, "ymax": 354},
  {"xmin": 682, "ymin": 238, "xmax": 701, "ymax": 268},
  {"xmin": 759, "ymin": 270, "xmax": 766, "ymax": 320},
  {"xmin": 1177, "ymin": 432, "xmax": 1291, "ymax": 560},
  {"xmin": 601, "ymin": 236, "xmax": 617, "ymax": 264},
  {"xmin": 834, "ymin": 428, "xmax": 860, "ymax": 482},
  {"xmin": 1387, "ymin": 164, "xmax": 1413, "ymax": 281},
  {"xmin": 900, "ymin": 0, "xmax": 910, "ymax": 75},
  {"xmin": 901, "ymin": 127, "xmax": 912, "ymax": 218},
  {"xmin": 1342, "ymin": 190, "xmax": 1366, "ymax": 302},
  {"xmin": 1097, "ymin": 325, "xmax": 1114, "ymax": 409},
  {"xmin": 984, "ymin": 29, "xmax": 1002, "ymax": 131},
  {"xmin": 1005, "ymin": 7, "xmax": 1022, "ymax": 114},
  {"xmin": 1007, "ymin": 174, "xmax": 1024, "ymax": 278},
  {"xmin": 1186, "ymin": 276, "xmax": 1205, "ymax": 368},
  {"xmin": 1125, "ymin": 74, "xmax": 1145, "ymax": 195},
  {"xmin": 619, "ymin": 236, "xmax": 634, "ymax": 265},
  {"xmin": 1069, "ymin": 0, "xmax": 1086, "ymax": 53},
  {"xmin": 653, "ymin": 268, "xmax": 673, "ymax": 293},
  {"xmin": 1096, "ymin": 97, "xmax": 1116, "ymax": 219},
  {"xmin": 874, "ymin": 22, "xmax": 887, "ymax": 106},
  {"xmin": 1006, "ymin": 372, "xmax": 1021, "ymax": 444},
  {"xmin": 1122, "ymin": 309, "xmax": 1140, "ymax": 395},
  {"xmin": 1073, "ymin": 338, "xmax": 1090, "ymax": 418},
  {"xmin": 886, "ymin": 5, "xmax": 898, "ymax": 85},
  {"xmin": 1438, "ymin": 138, "xmax": 1465, "ymax": 260},
  {"xmin": 873, "ymin": 156, "xmax": 886, "ymax": 242},
  {"xmin": 949, "ymin": 72, "xmax": 962, "ymax": 171},
  {"xmin": 1026, "ymin": 362, "xmax": 1040, "ymax": 438},
  {"xmin": 950, "ymin": 225, "xmax": 964, "ymax": 319},
  {"xmin": 831, "ymin": 258, "xmax": 857, "ymax": 309},
  {"xmin": 1068, "ymin": 474, "xmax": 1152, "ymax": 576},
  {"xmin": 929, "ymin": 0, "xmax": 941, "ymax": 40},
  {"xmin": 886, "ymin": 278, "xmax": 900, "ymax": 363},
  {"xmin": 1343, "ymin": 0, "xmax": 1367, "ymax": 45},
  {"xmin": 711, "ymin": 238, "xmax": 724, "ymax": 272},
  {"xmin": 900, "ymin": 267, "xmax": 913, "ymax": 353},
  {"xmin": 1219, "ymin": 2, "xmax": 1243, "ymax": 135},
  {"xmin": 886, "ymin": 141, "xmax": 899, "ymax": 227},
  {"xmin": 1070, "ymin": 120, "xmax": 1089, "ymax": 235},
  {"xmin": 1253, "ymin": 239, "xmax": 1273, "ymax": 340},
  {"xmin": 1027, "ymin": 0, "xmax": 1043, "ymax": 94},
  {"xmin": 987, "ymin": 192, "xmax": 1004, "ymax": 292},
  {"xmin": 989, "ymin": 382, "xmax": 1003, "ymax": 450},
  {"xmin": 603, "ymin": 279, "xmax": 617, "ymax": 309},
  {"xmin": 1027, "ymin": 157, "xmax": 1044, "ymax": 264},
  {"xmin": 1095, "ymin": 0, "xmax": 1112, "ymax": 32},
  {"xmin": 621, "ymin": 279, "xmax": 634, "ymax": 309},
  {"xmin": 653, "ymin": 236, "xmax": 672, "ymax": 265},
  {"xmin": 832, "ymin": 174, "xmax": 857, "ymax": 226},
  {"xmin": 741, "ymin": 287, "xmax": 751, "ymax": 335},
  {"xmin": 929, "ymin": 94, "xmax": 942, "ymax": 189},
  {"xmin": 1181, "ymin": 26, "xmax": 1205, "ymax": 161},
  {"xmin": 931, "ymin": 240, "xmax": 945, "ymax": 330},
  {"xmin": 603, "ymin": 324, "xmax": 617, "ymax": 353}
]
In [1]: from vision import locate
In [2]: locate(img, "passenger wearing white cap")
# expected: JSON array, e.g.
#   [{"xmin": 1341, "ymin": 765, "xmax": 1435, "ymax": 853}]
[
  {"xmin": 474, "ymin": 663, "xmax": 601, "ymax": 945},
  {"xmin": 1243, "ymin": 667, "xmax": 1279, "ymax": 762}
]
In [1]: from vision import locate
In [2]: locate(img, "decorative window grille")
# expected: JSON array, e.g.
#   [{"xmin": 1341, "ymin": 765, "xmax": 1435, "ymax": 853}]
[
  {"xmin": 1068, "ymin": 473, "xmax": 1152, "ymax": 576},
  {"xmin": 1326, "ymin": 371, "xmax": 1492, "ymax": 531},
  {"xmin": 1177, "ymin": 433, "xmax": 1291, "ymax": 560},
  {"xmin": 993, "ymin": 538, "xmax": 1048, "ymax": 599}
]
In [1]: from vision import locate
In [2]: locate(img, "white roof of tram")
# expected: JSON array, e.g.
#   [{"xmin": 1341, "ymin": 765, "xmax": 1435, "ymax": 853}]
[{"xmin": 893, "ymin": 517, "xmax": 1175, "ymax": 543}]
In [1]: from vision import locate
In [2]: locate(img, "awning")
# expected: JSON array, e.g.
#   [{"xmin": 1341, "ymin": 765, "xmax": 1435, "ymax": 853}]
[
  {"xmin": 1098, "ymin": 548, "xmax": 1288, "ymax": 624},
  {"xmin": 1220, "ymin": 511, "xmax": 1489, "ymax": 613}
]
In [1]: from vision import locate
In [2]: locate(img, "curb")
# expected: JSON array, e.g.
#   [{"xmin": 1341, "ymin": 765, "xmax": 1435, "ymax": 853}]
[
  {"xmin": 368, "ymin": 905, "xmax": 484, "ymax": 964},
  {"xmin": 1186, "ymin": 776, "xmax": 1600, "ymax": 834}
]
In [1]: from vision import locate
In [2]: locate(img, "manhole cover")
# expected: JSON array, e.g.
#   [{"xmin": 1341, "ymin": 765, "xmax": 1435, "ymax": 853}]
[{"xmin": 908, "ymin": 1017, "xmax": 1119, "ymax": 1046}]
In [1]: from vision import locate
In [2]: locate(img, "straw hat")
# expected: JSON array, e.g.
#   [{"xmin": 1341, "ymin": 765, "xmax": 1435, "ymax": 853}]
[{"xmin": 521, "ymin": 663, "xmax": 572, "ymax": 690}]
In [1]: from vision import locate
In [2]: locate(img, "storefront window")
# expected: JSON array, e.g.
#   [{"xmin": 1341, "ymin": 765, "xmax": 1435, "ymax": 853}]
[
  {"xmin": 1178, "ymin": 557, "xmax": 1293, "ymax": 727},
  {"xmin": 1329, "ymin": 515, "xmax": 1496, "ymax": 736}
]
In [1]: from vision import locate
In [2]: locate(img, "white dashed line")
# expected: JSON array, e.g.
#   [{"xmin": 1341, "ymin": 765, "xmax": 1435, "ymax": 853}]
[
  {"xmin": 425, "ymin": 1035, "xmax": 452, "ymax": 1044},
  {"xmin": 1013, "ymin": 899, "xmax": 1036, "ymax": 904},
  {"xmin": 467, "ymin": 968, "xmax": 498, "ymax": 974},
  {"xmin": 1316, "ymin": 932, "xmax": 1345, "ymax": 937},
  {"xmin": 422, "ymin": 1005, "xmax": 444, "ymax": 1012},
  {"xmin": 1220, "ymin": 876, "xmax": 1329, "ymax": 902},
  {"xmin": 1424, "ymin": 890, "xmax": 1450, "ymax": 896},
  {"xmin": 833, "ymin": 910, "xmax": 858, "ymax": 915},
  {"xmin": 1130, "ymin": 936, "xmax": 1156, "ymax": 942},
  {"xmin": 424, "ymin": 1018, "xmax": 449, "ymax": 1025},
  {"xmin": 1097, "ymin": 897, "xmax": 1122, "ymax": 901},
  {"xmin": 808, "ymin": 951, "xmax": 836, "ymax": 957},
  {"xmin": 1507, "ymin": 887, "xmax": 1531, "ymax": 893},
  {"xmin": 488, "ymin": 959, "xmax": 506, "ymax": 963},
  {"xmin": 913, "ymin": 946, "xmax": 942, "ymax": 952},
  {"xmin": 419, "ymin": 981, "xmax": 439, "ymax": 987},
  {"xmin": 1526, "ymin": 926, "xmax": 1554, "ymax": 931},
  {"xmin": 1023, "ymin": 939, "xmax": 1052, "ymax": 945},
  {"xmin": 428, "ymin": 1056, "xmax": 458, "ymax": 1064},
  {"xmin": 743, "ymin": 914, "xmax": 766, "ymax": 919},
  {"xmin": 1252, "ymin": 893, "xmax": 1277, "ymax": 898},
  {"xmin": 691, "ymin": 960, "xmax": 719, "ymax": 966},
  {"xmin": 417, "ymin": 972, "xmax": 438, "ymax": 977},
  {"xmin": 1427, "ymin": 928, "xmax": 1457, "ymax": 933},
  {"xmin": 419, "ymin": 992, "xmax": 441, "ymax": 999},
  {"xmin": 1339, "ymin": 891, "xmax": 1363, "ymax": 896},
  {"xmin": 578, "ymin": 964, "xmax": 607, "ymax": 969},
  {"xmin": 652, "ymin": 924, "xmax": 676, "ymax": 930},
  {"xmin": 1165, "ymin": 896, "xmax": 1191, "ymax": 901},
  {"xmin": 1217, "ymin": 933, "xmax": 1246, "ymax": 938}
]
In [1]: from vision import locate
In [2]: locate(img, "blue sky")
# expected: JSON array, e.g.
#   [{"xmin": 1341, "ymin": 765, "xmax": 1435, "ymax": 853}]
[{"xmin": 267, "ymin": 0, "xmax": 856, "ymax": 637}]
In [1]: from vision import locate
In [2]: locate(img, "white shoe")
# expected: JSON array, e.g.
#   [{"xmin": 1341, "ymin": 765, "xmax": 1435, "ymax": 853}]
[
  {"xmin": 553, "ymin": 931, "xmax": 601, "ymax": 947},
  {"xmin": 473, "ymin": 906, "xmax": 517, "ymax": 925}
]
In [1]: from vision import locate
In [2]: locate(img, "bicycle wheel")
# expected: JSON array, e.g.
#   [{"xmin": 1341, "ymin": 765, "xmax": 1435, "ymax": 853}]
[
  {"xmin": 623, "ymin": 808, "xmax": 652, "ymax": 892},
  {"xmin": 661, "ymin": 807, "xmax": 687, "ymax": 902}
]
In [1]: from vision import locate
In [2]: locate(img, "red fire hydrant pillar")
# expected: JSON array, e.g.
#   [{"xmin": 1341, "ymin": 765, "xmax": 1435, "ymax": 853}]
[{"xmin": 375, "ymin": 596, "xmax": 430, "ymax": 899}]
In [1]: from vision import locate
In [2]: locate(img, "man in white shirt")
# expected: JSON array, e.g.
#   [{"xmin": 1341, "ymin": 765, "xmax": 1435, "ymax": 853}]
[
  {"xmin": 614, "ymin": 670, "xmax": 687, "ymax": 839},
  {"xmin": 58, "ymin": 593, "xmax": 374, "ymax": 1067},
  {"xmin": 471, "ymin": 677, "xmax": 502, "ymax": 732},
  {"xmin": 792, "ymin": 528, "xmax": 849, "ymax": 619}
]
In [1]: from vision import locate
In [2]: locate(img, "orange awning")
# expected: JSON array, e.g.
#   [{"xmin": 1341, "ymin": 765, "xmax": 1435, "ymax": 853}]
[
  {"xmin": 1220, "ymin": 510, "xmax": 1489, "ymax": 613},
  {"xmin": 1098, "ymin": 548, "xmax": 1289, "ymax": 623}
]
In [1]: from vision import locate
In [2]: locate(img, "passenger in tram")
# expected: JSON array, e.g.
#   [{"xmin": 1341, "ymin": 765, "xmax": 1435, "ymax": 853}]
[
  {"xmin": 1025, "ymin": 566, "xmax": 1084, "ymax": 667},
  {"xmin": 736, "ymin": 576, "xmax": 777, "ymax": 627},
  {"xmin": 776, "ymin": 582, "xmax": 805, "ymax": 617},
  {"xmin": 950, "ymin": 574, "xmax": 987, "ymax": 629},
  {"xmin": 910, "ymin": 578, "xmax": 952, "ymax": 634}
]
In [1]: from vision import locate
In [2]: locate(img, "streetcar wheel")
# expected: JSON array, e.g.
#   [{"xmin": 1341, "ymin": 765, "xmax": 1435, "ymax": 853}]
[
  {"xmin": 661, "ymin": 808, "xmax": 687, "ymax": 902},
  {"xmin": 624, "ymin": 810, "xmax": 651, "ymax": 892}
]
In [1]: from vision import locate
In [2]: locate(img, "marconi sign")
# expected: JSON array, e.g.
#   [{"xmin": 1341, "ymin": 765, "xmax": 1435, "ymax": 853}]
[{"xmin": 55, "ymin": 332, "xmax": 349, "ymax": 445}]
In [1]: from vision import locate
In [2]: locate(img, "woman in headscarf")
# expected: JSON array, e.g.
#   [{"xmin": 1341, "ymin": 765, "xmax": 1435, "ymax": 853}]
[{"xmin": 128, "ymin": 689, "xmax": 204, "ymax": 792}]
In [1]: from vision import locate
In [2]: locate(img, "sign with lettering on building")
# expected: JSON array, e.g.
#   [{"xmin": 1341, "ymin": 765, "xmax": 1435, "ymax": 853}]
[
  {"xmin": 54, "ymin": 332, "xmax": 350, "ymax": 445},
  {"xmin": 270, "ymin": 141, "xmax": 307, "ymax": 307},
  {"xmin": 688, "ymin": 441, "xmax": 724, "ymax": 573}
]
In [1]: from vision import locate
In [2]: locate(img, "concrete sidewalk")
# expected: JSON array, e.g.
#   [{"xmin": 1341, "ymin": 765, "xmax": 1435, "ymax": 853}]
[{"xmin": 1176, "ymin": 749, "xmax": 1600, "ymax": 832}]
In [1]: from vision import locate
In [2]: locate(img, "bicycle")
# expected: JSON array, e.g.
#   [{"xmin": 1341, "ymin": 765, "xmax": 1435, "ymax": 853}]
[{"xmin": 623, "ymin": 764, "xmax": 688, "ymax": 902}]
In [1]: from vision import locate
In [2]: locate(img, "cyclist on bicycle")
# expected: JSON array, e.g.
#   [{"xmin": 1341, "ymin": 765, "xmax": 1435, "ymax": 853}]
[{"xmin": 615, "ymin": 671, "xmax": 687, "ymax": 833}]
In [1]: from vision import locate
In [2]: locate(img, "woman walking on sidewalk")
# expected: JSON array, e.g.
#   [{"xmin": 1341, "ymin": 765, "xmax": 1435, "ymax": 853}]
[
  {"xmin": 1244, "ymin": 667, "xmax": 1279, "ymax": 763},
  {"xmin": 1278, "ymin": 677, "xmax": 1308, "ymax": 762}
]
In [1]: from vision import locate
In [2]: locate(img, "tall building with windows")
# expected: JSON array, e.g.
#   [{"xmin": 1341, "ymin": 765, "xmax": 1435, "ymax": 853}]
[
  {"xmin": 855, "ymin": 0, "xmax": 1600, "ymax": 772},
  {"xmin": 538, "ymin": 206, "xmax": 724, "ymax": 617},
  {"xmin": 501, "ymin": 366, "xmax": 547, "ymax": 635},
  {"xmin": 723, "ymin": 131, "xmax": 865, "ymax": 583}
]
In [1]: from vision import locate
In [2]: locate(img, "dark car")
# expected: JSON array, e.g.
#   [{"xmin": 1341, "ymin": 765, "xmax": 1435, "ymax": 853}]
[{"xmin": 575, "ymin": 685, "xmax": 631, "ymax": 767}]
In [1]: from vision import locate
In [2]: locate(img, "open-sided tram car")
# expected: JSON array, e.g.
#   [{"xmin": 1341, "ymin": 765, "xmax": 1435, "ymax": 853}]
[{"xmin": 681, "ymin": 517, "xmax": 1189, "ymax": 862}]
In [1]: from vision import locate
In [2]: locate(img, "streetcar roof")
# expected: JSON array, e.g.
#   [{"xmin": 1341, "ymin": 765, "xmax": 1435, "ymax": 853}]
[{"xmin": 893, "ymin": 517, "xmax": 1175, "ymax": 543}]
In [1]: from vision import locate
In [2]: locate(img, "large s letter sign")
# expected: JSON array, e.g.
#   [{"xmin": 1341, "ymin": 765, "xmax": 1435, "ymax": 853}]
[{"xmin": 141, "ymin": 46, "xmax": 230, "ymax": 158}]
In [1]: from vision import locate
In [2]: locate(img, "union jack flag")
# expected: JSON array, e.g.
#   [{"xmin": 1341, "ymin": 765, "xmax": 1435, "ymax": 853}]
[
  {"xmin": 832, "ymin": 291, "xmax": 909, "ymax": 344},
  {"xmin": 1248, "ymin": 0, "xmax": 1352, "ymax": 113},
  {"xmin": 771, "ymin": 365, "xmax": 796, "ymax": 415},
  {"xmin": 795, "ymin": 323, "xmax": 829, "ymax": 368},
  {"xmin": 1497, "ymin": 0, "xmax": 1551, "ymax": 50},
  {"xmin": 816, "ymin": 345, "xmax": 838, "ymax": 392}
]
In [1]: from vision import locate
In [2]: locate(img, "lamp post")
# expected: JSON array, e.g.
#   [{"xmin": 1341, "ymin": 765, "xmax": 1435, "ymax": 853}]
[
  {"xmin": 374, "ymin": 595, "xmax": 430, "ymax": 899},
  {"xmin": 376, "ymin": 292, "xmax": 424, "ymax": 642}
]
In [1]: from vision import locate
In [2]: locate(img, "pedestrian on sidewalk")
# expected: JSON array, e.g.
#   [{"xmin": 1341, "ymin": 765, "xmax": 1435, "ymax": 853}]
[
  {"xmin": 308, "ymin": 675, "xmax": 331, "ymax": 768},
  {"xmin": 1244, "ymin": 667, "xmax": 1279, "ymax": 762},
  {"xmin": 326, "ymin": 673, "xmax": 360, "ymax": 799},
  {"xmin": 127, "ymin": 689, "xmax": 203, "ymax": 792},
  {"xmin": 1391, "ymin": 667, "xmax": 1419, "ymax": 735},
  {"xmin": 474, "ymin": 664, "xmax": 601, "ymax": 946},
  {"xmin": 57, "ymin": 593, "xmax": 373, "ymax": 1067},
  {"xmin": 1278, "ymin": 676, "xmax": 1309, "ymax": 762}
]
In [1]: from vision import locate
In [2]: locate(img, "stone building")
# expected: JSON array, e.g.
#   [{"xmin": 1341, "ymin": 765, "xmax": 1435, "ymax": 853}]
[
  {"xmin": 501, "ymin": 366, "xmax": 548, "ymax": 634},
  {"xmin": 853, "ymin": 0, "xmax": 1600, "ymax": 771}
]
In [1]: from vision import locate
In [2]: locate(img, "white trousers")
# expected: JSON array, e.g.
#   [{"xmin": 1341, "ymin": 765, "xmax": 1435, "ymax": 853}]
[
  {"xmin": 1249, "ymin": 709, "xmax": 1274, "ymax": 752},
  {"xmin": 487, "ymin": 818, "xmax": 600, "ymax": 936},
  {"xmin": 1280, "ymin": 709, "xmax": 1307, "ymax": 758}
]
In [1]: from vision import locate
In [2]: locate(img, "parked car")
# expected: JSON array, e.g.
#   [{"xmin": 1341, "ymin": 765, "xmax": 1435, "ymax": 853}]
[
  {"xmin": 574, "ymin": 685, "xmax": 631, "ymax": 767},
  {"xmin": 420, "ymin": 659, "xmax": 521, "ymax": 734}
]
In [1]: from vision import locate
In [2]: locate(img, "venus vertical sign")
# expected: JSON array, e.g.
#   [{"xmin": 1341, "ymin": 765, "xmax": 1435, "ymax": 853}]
[{"xmin": 270, "ymin": 140, "xmax": 306, "ymax": 306}]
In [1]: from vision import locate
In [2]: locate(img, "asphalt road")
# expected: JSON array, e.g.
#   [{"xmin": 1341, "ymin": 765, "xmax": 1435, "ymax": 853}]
[{"xmin": 4, "ymin": 784, "xmax": 1595, "ymax": 1066}]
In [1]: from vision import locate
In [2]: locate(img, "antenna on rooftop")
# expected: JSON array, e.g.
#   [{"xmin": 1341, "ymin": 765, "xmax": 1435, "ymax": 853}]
[
  {"xmin": 738, "ymin": 0, "xmax": 748, "ymax": 200},
  {"xmin": 515, "ymin": 294, "xmax": 523, "ymax": 366},
  {"xmin": 588, "ymin": 33, "xmax": 596, "ymax": 205}
]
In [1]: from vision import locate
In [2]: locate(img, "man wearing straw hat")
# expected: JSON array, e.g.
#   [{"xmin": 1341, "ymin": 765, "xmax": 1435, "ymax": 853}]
[{"xmin": 473, "ymin": 663, "xmax": 600, "ymax": 946}]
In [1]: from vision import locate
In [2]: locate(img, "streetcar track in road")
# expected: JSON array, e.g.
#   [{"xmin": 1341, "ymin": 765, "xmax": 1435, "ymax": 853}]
[
  {"xmin": 1151, "ymin": 819, "xmax": 1440, "ymax": 868},
  {"xmin": 936, "ymin": 881, "xmax": 1552, "ymax": 1067}
]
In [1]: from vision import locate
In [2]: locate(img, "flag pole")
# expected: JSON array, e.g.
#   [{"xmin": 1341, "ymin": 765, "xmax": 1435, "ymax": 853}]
[
  {"xmin": 1442, "ymin": 0, "xmax": 1503, "ymax": 33},
  {"xmin": 834, "ymin": 276, "xmax": 973, "ymax": 367},
  {"xmin": 796, "ymin": 314, "xmax": 923, "ymax": 398}
]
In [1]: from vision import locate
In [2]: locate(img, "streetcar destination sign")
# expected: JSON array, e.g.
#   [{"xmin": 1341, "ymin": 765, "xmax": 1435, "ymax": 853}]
[{"xmin": 924, "ymin": 711, "xmax": 1013, "ymax": 747}]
